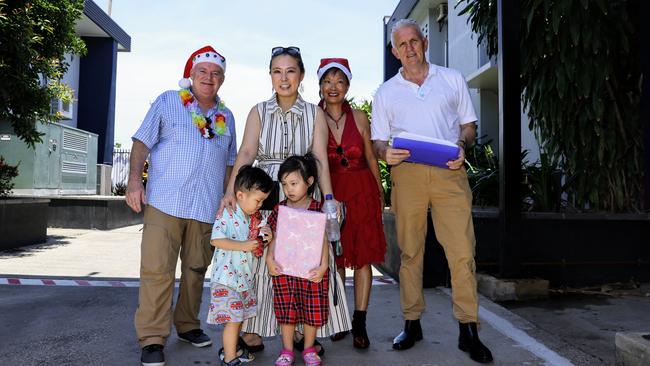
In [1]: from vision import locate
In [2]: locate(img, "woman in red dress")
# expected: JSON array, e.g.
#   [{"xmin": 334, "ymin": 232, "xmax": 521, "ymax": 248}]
[{"xmin": 317, "ymin": 58, "xmax": 386, "ymax": 349}]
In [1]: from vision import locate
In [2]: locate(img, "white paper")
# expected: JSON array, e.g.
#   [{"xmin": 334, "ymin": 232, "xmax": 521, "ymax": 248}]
[{"xmin": 394, "ymin": 131, "xmax": 457, "ymax": 147}]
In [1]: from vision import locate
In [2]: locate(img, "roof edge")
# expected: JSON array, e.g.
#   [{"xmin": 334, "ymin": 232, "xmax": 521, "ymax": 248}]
[{"xmin": 83, "ymin": 0, "xmax": 131, "ymax": 52}]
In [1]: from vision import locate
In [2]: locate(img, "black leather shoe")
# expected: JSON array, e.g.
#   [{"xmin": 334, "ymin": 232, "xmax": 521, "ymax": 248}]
[
  {"xmin": 458, "ymin": 322, "xmax": 493, "ymax": 363},
  {"xmin": 352, "ymin": 310, "xmax": 370, "ymax": 349},
  {"xmin": 392, "ymin": 319, "xmax": 423, "ymax": 350}
]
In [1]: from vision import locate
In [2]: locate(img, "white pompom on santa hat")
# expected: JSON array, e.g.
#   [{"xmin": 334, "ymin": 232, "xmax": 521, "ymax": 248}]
[{"xmin": 178, "ymin": 45, "xmax": 227, "ymax": 89}]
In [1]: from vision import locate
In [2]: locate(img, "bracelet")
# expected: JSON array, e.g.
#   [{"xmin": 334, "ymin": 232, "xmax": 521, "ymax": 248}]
[{"xmin": 456, "ymin": 139, "xmax": 467, "ymax": 149}]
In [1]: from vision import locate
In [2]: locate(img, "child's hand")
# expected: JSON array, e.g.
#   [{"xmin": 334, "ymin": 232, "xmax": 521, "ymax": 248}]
[
  {"xmin": 308, "ymin": 265, "xmax": 328, "ymax": 283},
  {"xmin": 259, "ymin": 225, "xmax": 273, "ymax": 245},
  {"xmin": 266, "ymin": 257, "xmax": 283, "ymax": 276},
  {"xmin": 252, "ymin": 239, "xmax": 264, "ymax": 257},
  {"xmin": 241, "ymin": 239, "xmax": 259, "ymax": 252}
]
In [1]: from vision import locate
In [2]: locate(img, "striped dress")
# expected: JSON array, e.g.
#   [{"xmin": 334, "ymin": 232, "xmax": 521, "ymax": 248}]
[{"xmin": 241, "ymin": 94, "xmax": 352, "ymax": 337}]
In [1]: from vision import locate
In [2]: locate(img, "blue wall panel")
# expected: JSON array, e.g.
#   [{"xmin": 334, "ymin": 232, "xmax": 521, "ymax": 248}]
[{"xmin": 77, "ymin": 37, "xmax": 117, "ymax": 165}]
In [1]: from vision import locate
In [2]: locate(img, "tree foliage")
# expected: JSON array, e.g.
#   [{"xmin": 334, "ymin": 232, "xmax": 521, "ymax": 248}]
[
  {"xmin": 0, "ymin": 0, "xmax": 86, "ymax": 147},
  {"xmin": 458, "ymin": 0, "xmax": 642, "ymax": 212},
  {"xmin": 0, "ymin": 156, "xmax": 18, "ymax": 197}
]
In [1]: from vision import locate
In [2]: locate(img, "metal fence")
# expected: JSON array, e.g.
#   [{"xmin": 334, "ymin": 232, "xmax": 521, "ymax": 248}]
[{"xmin": 112, "ymin": 149, "xmax": 130, "ymax": 190}]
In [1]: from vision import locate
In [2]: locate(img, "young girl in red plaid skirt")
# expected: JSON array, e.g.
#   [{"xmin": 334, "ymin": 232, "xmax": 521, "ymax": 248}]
[{"xmin": 266, "ymin": 154, "xmax": 329, "ymax": 366}]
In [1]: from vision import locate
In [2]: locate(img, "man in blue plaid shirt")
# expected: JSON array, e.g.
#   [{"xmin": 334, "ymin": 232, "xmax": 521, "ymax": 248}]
[{"xmin": 126, "ymin": 45, "xmax": 237, "ymax": 366}]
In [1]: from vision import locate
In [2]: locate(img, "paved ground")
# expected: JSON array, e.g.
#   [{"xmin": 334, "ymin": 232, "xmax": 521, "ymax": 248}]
[
  {"xmin": 0, "ymin": 225, "xmax": 644, "ymax": 365},
  {"xmin": 503, "ymin": 286, "xmax": 650, "ymax": 365}
]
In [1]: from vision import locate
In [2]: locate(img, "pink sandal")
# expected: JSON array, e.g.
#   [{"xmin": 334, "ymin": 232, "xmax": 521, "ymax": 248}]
[
  {"xmin": 275, "ymin": 349, "xmax": 295, "ymax": 366},
  {"xmin": 302, "ymin": 346, "xmax": 322, "ymax": 366}
]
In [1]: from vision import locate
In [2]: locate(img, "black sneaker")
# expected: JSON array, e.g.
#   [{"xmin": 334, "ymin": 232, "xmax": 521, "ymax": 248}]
[
  {"xmin": 219, "ymin": 345, "xmax": 255, "ymax": 363},
  {"xmin": 141, "ymin": 344, "xmax": 165, "ymax": 366},
  {"xmin": 178, "ymin": 329, "xmax": 212, "ymax": 347}
]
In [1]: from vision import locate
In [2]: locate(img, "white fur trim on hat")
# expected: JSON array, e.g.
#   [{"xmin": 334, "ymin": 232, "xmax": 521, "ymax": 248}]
[{"xmin": 317, "ymin": 62, "xmax": 352, "ymax": 82}]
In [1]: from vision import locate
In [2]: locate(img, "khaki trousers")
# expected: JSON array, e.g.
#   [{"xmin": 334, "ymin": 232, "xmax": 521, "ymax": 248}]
[
  {"xmin": 391, "ymin": 163, "xmax": 478, "ymax": 323},
  {"xmin": 134, "ymin": 206, "xmax": 214, "ymax": 347}
]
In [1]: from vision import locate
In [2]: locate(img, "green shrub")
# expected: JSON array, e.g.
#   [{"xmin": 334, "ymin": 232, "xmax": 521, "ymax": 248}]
[{"xmin": 0, "ymin": 157, "xmax": 19, "ymax": 197}]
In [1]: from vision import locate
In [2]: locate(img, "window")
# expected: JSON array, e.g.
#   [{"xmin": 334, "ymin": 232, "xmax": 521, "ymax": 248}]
[{"xmin": 51, "ymin": 97, "xmax": 73, "ymax": 120}]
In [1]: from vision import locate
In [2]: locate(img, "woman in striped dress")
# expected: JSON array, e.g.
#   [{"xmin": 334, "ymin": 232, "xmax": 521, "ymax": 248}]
[{"xmin": 217, "ymin": 46, "xmax": 351, "ymax": 355}]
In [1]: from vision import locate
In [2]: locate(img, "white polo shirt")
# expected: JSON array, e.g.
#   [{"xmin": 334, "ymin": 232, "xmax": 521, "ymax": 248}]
[{"xmin": 371, "ymin": 63, "xmax": 477, "ymax": 145}]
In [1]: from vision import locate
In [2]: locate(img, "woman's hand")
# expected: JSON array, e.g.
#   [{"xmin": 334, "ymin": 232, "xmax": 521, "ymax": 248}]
[
  {"xmin": 259, "ymin": 225, "xmax": 273, "ymax": 245},
  {"xmin": 308, "ymin": 265, "xmax": 328, "ymax": 283},
  {"xmin": 266, "ymin": 257, "xmax": 283, "ymax": 276},
  {"xmin": 333, "ymin": 197, "xmax": 342, "ymax": 218},
  {"xmin": 216, "ymin": 190, "xmax": 237, "ymax": 218}
]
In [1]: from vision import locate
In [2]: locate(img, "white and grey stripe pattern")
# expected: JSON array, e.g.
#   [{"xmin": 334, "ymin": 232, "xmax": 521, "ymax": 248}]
[
  {"xmin": 242, "ymin": 94, "xmax": 352, "ymax": 337},
  {"xmin": 132, "ymin": 90, "xmax": 237, "ymax": 224}
]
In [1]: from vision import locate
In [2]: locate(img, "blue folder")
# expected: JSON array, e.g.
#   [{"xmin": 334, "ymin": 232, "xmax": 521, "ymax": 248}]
[{"xmin": 392, "ymin": 136, "xmax": 460, "ymax": 168}]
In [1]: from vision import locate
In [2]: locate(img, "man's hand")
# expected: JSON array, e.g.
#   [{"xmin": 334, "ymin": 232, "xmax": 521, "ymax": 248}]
[
  {"xmin": 384, "ymin": 147, "xmax": 410, "ymax": 166},
  {"xmin": 125, "ymin": 180, "xmax": 146, "ymax": 213},
  {"xmin": 447, "ymin": 146, "xmax": 466, "ymax": 170}
]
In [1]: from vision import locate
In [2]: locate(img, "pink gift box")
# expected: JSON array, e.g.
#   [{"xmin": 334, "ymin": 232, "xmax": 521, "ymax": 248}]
[{"xmin": 274, "ymin": 205, "xmax": 326, "ymax": 279}]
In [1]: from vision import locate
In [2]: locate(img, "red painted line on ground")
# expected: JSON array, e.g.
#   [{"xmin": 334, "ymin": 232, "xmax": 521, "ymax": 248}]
[{"xmin": 1, "ymin": 277, "xmax": 397, "ymax": 287}]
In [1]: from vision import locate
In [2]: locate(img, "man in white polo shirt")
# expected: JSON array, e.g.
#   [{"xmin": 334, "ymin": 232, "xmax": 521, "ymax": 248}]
[{"xmin": 371, "ymin": 19, "xmax": 492, "ymax": 363}]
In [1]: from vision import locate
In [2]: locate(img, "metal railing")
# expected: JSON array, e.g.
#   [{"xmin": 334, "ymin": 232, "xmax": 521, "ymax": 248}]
[{"xmin": 112, "ymin": 149, "xmax": 130, "ymax": 193}]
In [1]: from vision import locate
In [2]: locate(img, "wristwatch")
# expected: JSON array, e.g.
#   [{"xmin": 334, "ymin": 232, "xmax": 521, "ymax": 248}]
[{"xmin": 456, "ymin": 139, "xmax": 467, "ymax": 149}]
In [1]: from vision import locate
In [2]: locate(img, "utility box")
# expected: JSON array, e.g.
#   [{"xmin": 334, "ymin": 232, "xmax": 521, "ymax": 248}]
[{"xmin": 0, "ymin": 122, "xmax": 98, "ymax": 195}]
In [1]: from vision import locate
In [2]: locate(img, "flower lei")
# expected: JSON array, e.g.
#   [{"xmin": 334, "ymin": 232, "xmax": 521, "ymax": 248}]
[{"xmin": 179, "ymin": 89, "xmax": 227, "ymax": 139}]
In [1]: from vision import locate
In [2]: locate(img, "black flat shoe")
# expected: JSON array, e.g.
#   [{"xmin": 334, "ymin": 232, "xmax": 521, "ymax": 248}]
[
  {"xmin": 239, "ymin": 336, "xmax": 264, "ymax": 353},
  {"xmin": 458, "ymin": 322, "xmax": 493, "ymax": 363},
  {"xmin": 392, "ymin": 319, "xmax": 423, "ymax": 351},
  {"xmin": 329, "ymin": 331, "xmax": 349, "ymax": 342},
  {"xmin": 293, "ymin": 337, "xmax": 325, "ymax": 357}
]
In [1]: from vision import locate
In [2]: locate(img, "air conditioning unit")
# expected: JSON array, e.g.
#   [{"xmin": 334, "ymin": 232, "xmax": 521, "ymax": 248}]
[{"xmin": 51, "ymin": 98, "xmax": 73, "ymax": 120}]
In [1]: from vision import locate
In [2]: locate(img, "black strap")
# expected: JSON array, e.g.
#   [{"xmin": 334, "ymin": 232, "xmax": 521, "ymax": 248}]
[{"xmin": 330, "ymin": 242, "xmax": 338, "ymax": 307}]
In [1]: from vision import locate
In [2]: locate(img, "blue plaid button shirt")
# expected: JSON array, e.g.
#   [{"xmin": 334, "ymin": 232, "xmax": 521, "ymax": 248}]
[{"xmin": 132, "ymin": 90, "xmax": 237, "ymax": 223}]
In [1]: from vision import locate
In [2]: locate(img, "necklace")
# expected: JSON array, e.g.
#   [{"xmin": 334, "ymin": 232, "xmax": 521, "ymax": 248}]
[
  {"xmin": 325, "ymin": 110, "xmax": 345, "ymax": 129},
  {"xmin": 288, "ymin": 197, "xmax": 311, "ymax": 210},
  {"xmin": 178, "ymin": 89, "xmax": 227, "ymax": 139}
]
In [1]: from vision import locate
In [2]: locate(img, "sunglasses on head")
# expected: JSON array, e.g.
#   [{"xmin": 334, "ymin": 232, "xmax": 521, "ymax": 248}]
[
  {"xmin": 271, "ymin": 46, "xmax": 301, "ymax": 57},
  {"xmin": 336, "ymin": 145, "xmax": 349, "ymax": 167}
]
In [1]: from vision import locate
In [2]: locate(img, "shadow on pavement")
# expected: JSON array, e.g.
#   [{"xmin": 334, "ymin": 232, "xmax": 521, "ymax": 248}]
[{"xmin": 0, "ymin": 235, "xmax": 72, "ymax": 258}]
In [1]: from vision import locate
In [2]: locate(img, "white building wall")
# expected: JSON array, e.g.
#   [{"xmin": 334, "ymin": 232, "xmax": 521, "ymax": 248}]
[
  {"xmin": 399, "ymin": 0, "xmax": 541, "ymax": 163},
  {"xmin": 446, "ymin": 3, "xmax": 482, "ymax": 144},
  {"xmin": 446, "ymin": 2, "xmax": 540, "ymax": 163}
]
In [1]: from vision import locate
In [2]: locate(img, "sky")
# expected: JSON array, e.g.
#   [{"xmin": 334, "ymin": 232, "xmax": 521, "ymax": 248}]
[{"xmin": 94, "ymin": 0, "xmax": 400, "ymax": 148}]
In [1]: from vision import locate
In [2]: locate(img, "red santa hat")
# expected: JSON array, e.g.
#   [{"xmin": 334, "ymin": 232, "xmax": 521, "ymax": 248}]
[
  {"xmin": 178, "ymin": 45, "xmax": 227, "ymax": 89},
  {"xmin": 317, "ymin": 58, "xmax": 352, "ymax": 82}
]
